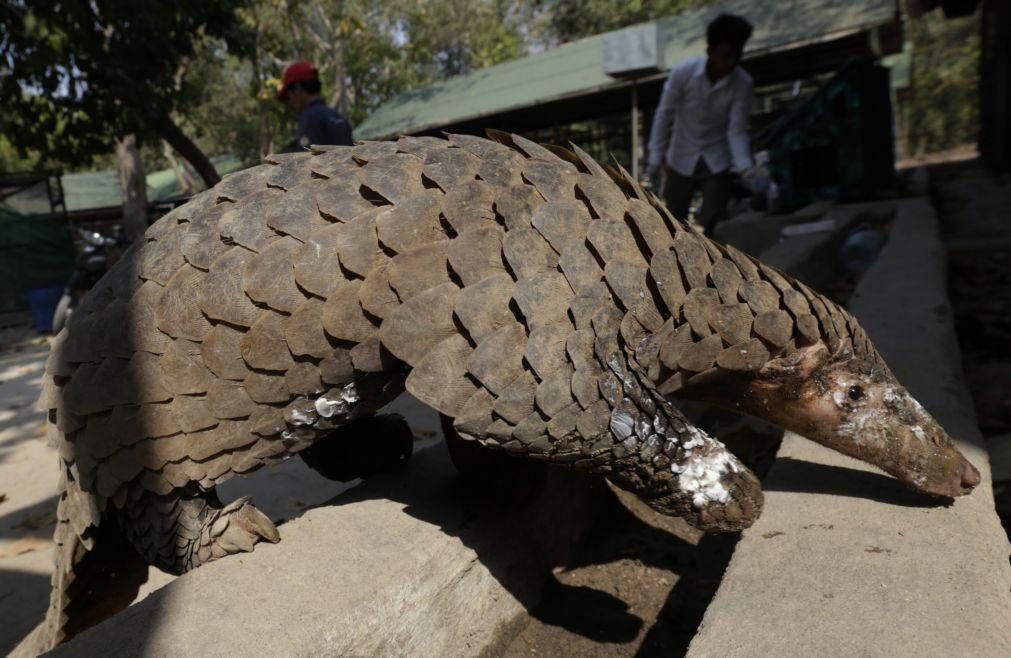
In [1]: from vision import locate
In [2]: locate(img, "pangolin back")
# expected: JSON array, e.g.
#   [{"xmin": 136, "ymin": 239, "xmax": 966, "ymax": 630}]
[{"xmin": 41, "ymin": 131, "xmax": 867, "ymax": 508}]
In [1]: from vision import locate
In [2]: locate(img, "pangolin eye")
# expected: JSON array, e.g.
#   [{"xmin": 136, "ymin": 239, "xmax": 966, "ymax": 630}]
[{"xmin": 848, "ymin": 385, "xmax": 864, "ymax": 401}]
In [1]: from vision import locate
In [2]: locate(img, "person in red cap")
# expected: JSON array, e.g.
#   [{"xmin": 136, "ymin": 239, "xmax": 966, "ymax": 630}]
[{"xmin": 277, "ymin": 60, "xmax": 353, "ymax": 149}]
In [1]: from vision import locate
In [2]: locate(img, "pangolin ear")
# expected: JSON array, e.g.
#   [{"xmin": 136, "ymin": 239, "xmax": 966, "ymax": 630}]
[{"xmin": 758, "ymin": 342, "xmax": 831, "ymax": 381}]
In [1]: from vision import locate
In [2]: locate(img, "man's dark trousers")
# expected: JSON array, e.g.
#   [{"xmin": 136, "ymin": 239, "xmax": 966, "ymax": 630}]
[{"xmin": 661, "ymin": 158, "xmax": 730, "ymax": 235}]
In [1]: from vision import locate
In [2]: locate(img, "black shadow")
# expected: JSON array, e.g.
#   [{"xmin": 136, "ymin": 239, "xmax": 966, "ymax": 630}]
[{"xmin": 764, "ymin": 457, "xmax": 951, "ymax": 508}]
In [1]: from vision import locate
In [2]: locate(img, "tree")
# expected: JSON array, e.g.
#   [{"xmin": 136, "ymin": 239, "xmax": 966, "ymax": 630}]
[
  {"xmin": 173, "ymin": 34, "xmax": 281, "ymax": 165},
  {"xmin": 180, "ymin": 0, "xmax": 526, "ymax": 158},
  {"xmin": 0, "ymin": 0, "xmax": 251, "ymax": 185},
  {"xmin": 903, "ymin": 8, "xmax": 980, "ymax": 155},
  {"xmin": 175, "ymin": 0, "xmax": 409, "ymax": 159},
  {"xmin": 115, "ymin": 0, "xmax": 693, "ymax": 178},
  {"xmin": 398, "ymin": 0, "xmax": 523, "ymax": 80},
  {"xmin": 0, "ymin": 133, "xmax": 40, "ymax": 172},
  {"xmin": 532, "ymin": 0, "xmax": 706, "ymax": 44}
]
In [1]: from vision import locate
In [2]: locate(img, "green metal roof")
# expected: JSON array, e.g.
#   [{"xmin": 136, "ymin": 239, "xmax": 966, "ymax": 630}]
[
  {"xmin": 61, "ymin": 154, "xmax": 245, "ymax": 212},
  {"xmin": 357, "ymin": 0, "xmax": 899, "ymax": 140},
  {"xmin": 4, "ymin": 154, "xmax": 246, "ymax": 215}
]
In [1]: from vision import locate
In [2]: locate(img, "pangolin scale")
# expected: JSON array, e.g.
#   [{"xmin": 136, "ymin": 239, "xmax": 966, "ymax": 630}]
[{"xmin": 16, "ymin": 131, "xmax": 978, "ymax": 654}]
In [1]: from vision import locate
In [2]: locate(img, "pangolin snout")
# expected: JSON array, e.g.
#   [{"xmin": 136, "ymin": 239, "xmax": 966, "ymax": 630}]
[
  {"xmin": 936, "ymin": 459, "xmax": 980, "ymax": 498},
  {"xmin": 914, "ymin": 454, "xmax": 981, "ymax": 499},
  {"xmin": 868, "ymin": 387, "xmax": 982, "ymax": 499},
  {"xmin": 957, "ymin": 460, "xmax": 981, "ymax": 493}
]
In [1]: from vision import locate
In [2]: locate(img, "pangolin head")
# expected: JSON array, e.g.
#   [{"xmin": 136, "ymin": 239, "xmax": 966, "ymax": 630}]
[
  {"xmin": 683, "ymin": 332, "xmax": 980, "ymax": 500},
  {"xmin": 783, "ymin": 343, "xmax": 979, "ymax": 498}
]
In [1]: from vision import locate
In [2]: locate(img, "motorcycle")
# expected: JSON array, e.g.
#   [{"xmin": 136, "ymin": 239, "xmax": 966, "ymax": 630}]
[{"xmin": 51, "ymin": 226, "xmax": 128, "ymax": 334}]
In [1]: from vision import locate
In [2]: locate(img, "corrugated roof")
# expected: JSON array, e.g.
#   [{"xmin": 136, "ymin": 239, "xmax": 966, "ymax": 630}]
[
  {"xmin": 61, "ymin": 154, "xmax": 245, "ymax": 212},
  {"xmin": 357, "ymin": 0, "xmax": 899, "ymax": 139},
  {"xmin": 4, "ymin": 154, "xmax": 245, "ymax": 215}
]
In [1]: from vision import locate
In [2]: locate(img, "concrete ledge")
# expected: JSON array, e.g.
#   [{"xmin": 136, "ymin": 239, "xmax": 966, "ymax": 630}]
[
  {"xmin": 712, "ymin": 202, "xmax": 832, "ymax": 256},
  {"xmin": 716, "ymin": 200, "xmax": 896, "ymax": 291},
  {"xmin": 52, "ymin": 446, "xmax": 605, "ymax": 656},
  {"xmin": 689, "ymin": 198, "xmax": 1011, "ymax": 656},
  {"xmin": 758, "ymin": 201, "xmax": 895, "ymax": 290}
]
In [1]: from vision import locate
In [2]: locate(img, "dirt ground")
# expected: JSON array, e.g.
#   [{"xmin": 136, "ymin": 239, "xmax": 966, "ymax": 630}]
[
  {"xmin": 933, "ymin": 157, "xmax": 1011, "ymax": 538},
  {"xmin": 498, "ymin": 489, "xmax": 733, "ymax": 658},
  {"xmin": 495, "ymin": 412, "xmax": 781, "ymax": 657},
  {"xmin": 951, "ymin": 249, "xmax": 1011, "ymax": 534}
]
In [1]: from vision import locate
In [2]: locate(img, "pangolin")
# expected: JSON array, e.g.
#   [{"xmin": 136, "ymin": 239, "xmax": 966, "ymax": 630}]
[{"xmin": 15, "ymin": 131, "xmax": 980, "ymax": 654}]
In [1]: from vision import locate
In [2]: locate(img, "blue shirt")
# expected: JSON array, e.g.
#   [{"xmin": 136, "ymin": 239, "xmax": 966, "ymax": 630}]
[{"xmin": 298, "ymin": 99, "xmax": 353, "ymax": 148}]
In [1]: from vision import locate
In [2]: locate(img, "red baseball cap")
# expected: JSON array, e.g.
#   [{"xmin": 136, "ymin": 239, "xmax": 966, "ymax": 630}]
[{"xmin": 277, "ymin": 61, "xmax": 318, "ymax": 100}]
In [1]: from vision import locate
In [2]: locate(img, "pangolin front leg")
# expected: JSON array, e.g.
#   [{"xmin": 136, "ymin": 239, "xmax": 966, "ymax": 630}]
[
  {"xmin": 595, "ymin": 350, "xmax": 763, "ymax": 530},
  {"xmin": 450, "ymin": 334, "xmax": 762, "ymax": 532},
  {"xmin": 118, "ymin": 488, "xmax": 279, "ymax": 575}
]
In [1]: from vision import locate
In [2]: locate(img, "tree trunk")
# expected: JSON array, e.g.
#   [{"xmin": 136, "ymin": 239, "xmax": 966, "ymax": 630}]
[
  {"xmin": 162, "ymin": 140, "xmax": 201, "ymax": 197},
  {"xmin": 157, "ymin": 118, "xmax": 220, "ymax": 187},
  {"xmin": 331, "ymin": 41, "xmax": 350, "ymax": 118},
  {"xmin": 250, "ymin": 31, "xmax": 275, "ymax": 159},
  {"xmin": 116, "ymin": 134, "xmax": 148, "ymax": 242}
]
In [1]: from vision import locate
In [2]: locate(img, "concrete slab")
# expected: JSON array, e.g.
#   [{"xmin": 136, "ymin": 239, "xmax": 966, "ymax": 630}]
[
  {"xmin": 688, "ymin": 198, "xmax": 1011, "ymax": 656},
  {"xmin": 51, "ymin": 446, "xmax": 604, "ymax": 657},
  {"xmin": 759, "ymin": 230, "xmax": 840, "ymax": 289},
  {"xmin": 716, "ymin": 200, "xmax": 896, "ymax": 276},
  {"xmin": 713, "ymin": 206, "xmax": 827, "ymax": 257},
  {"xmin": 759, "ymin": 201, "xmax": 895, "ymax": 290}
]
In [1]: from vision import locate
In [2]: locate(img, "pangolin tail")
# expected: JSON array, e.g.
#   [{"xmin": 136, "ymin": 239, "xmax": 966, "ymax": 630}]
[{"xmin": 10, "ymin": 474, "xmax": 148, "ymax": 656}]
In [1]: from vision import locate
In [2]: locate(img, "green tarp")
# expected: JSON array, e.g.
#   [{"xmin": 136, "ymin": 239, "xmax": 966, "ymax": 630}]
[
  {"xmin": 0, "ymin": 203, "xmax": 75, "ymax": 312},
  {"xmin": 0, "ymin": 154, "xmax": 247, "ymax": 312}
]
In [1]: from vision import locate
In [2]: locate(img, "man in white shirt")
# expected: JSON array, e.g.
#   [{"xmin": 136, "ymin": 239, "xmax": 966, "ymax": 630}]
[{"xmin": 645, "ymin": 14, "xmax": 754, "ymax": 234}]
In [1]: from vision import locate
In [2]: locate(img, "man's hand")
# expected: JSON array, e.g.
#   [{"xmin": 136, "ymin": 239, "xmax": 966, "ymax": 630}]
[{"xmin": 641, "ymin": 162, "xmax": 661, "ymax": 190}]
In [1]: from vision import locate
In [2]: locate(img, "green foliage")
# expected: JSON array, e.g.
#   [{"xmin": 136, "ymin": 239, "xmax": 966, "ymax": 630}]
[
  {"xmin": 173, "ymin": 37, "xmax": 273, "ymax": 166},
  {"xmin": 174, "ymin": 0, "xmax": 710, "ymax": 161},
  {"xmin": 400, "ymin": 0, "xmax": 523, "ymax": 79},
  {"xmin": 904, "ymin": 10, "xmax": 980, "ymax": 155},
  {"xmin": 537, "ymin": 0, "xmax": 708, "ymax": 43},
  {"xmin": 0, "ymin": 134, "xmax": 42, "ymax": 172},
  {"xmin": 2, "ymin": 0, "xmax": 714, "ymax": 174},
  {"xmin": 0, "ymin": 0, "xmax": 250, "ymax": 169},
  {"xmin": 176, "ymin": 0, "xmax": 528, "ymax": 160}
]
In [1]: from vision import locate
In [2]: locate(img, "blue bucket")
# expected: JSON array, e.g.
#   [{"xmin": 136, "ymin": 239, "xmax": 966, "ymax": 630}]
[{"xmin": 26, "ymin": 285, "xmax": 65, "ymax": 333}]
